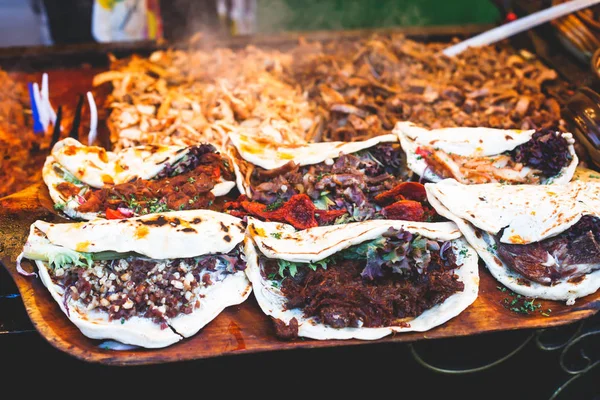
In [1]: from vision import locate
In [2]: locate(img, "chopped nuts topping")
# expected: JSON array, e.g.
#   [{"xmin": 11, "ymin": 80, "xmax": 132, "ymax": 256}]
[{"xmin": 48, "ymin": 246, "xmax": 244, "ymax": 327}]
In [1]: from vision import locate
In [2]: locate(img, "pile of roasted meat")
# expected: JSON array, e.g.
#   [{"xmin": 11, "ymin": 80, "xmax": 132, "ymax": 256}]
[
  {"xmin": 0, "ymin": 70, "xmax": 42, "ymax": 198},
  {"xmin": 0, "ymin": 33, "xmax": 573, "ymax": 198},
  {"xmin": 97, "ymin": 34, "xmax": 570, "ymax": 150}
]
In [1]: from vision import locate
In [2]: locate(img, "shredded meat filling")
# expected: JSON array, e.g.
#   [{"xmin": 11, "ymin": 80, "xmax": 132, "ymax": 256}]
[
  {"xmin": 227, "ymin": 143, "xmax": 439, "ymax": 227},
  {"xmin": 77, "ymin": 151, "xmax": 232, "ymax": 214},
  {"xmin": 495, "ymin": 215, "xmax": 600, "ymax": 285},
  {"xmin": 50, "ymin": 246, "xmax": 245, "ymax": 329},
  {"xmin": 260, "ymin": 242, "xmax": 463, "ymax": 336},
  {"xmin": 416, "ymin": 129, "xmax": 571, "ymax": 184}
]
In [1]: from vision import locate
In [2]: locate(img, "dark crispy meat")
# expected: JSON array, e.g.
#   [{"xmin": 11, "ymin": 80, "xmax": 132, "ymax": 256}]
[
  {"xmin": 56, "ymin": 182, "xmax": 82, "ymax": 198},
  {"xmin": 267, "ymin": 256, "xmax": 463, "ymax": 330},
  {"xmin": 496, "ymin": 216, "xmax": 600, "ymax": 284},
  {"xmin": 53, "ymin": 246, "xmax": 245, "ymax": 327},
  {"xmin": 562, "ymin": 231, "xmax": 600, "ymax": 271},
  {"xmin": 272, "ymin": 317, "xmax": 299, "ymax": 340},
  {"xmin": 288, "ymin": 34, "xmax": 570, "ymax": 142},
  {"xmin": 78, "ymin": 152, "xmax": 229, "ymax": 214},
  {"xmin": 497, "ymin": 241, "xmax": 559, "ymax": 284}
]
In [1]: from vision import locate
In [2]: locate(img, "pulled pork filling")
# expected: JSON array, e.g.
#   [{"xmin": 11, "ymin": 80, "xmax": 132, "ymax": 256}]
[
  {"xmin": 494, "ymin": 215, "xmax": 600, "ymax": 285},
  {"xmin": 260, "ymin": 228, "xmax": 464, "ymax": 338},
  {"xmin": 49, "ymin": 245, "xmax": 245, "ymax": 329},
  {"xmin": 227, "ymin": 144, "xmax": 439, "ymax": 229},
  {"xmin": 56, "ymin": 144, "xmax": 234, "ymax": 217},
  {"xmin": 416, "ymin": 129, "xmax": 571, "ymax": 184}
]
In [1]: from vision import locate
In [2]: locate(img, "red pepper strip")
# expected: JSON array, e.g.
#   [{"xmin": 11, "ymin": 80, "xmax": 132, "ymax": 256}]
[
  {"xmin": 279, "ymin": 194, "xmax": 319, "ymax": 229},
  {"xmin": 240, "ymin": 194, "xmax": 318, "ymax": 230},
  {"xmin": 315, "ymin": 208, "xmax": 347, "ymax": 225},
  {"xmin": 223, "ymin": 195, "xmax": 248, "ymax": 211},
  {"xmin": 374, "ymin": 181, "xmax": 427, "ymax": 205},
  {"xmin": 105, "ymin": 208, "xmax": 127, "ymax": 220},
  {"xmin": 381, "ymin": 200, "xmax": 425, "ymax": 222},
  {"xmin": 211, "ymin": 165, "xmax": 221, "ymax": 180},
  {"xmin": 225, "ymin": 194, "xmax": 343, "ymax": 229},
  {"xmin": 239, "ymin": 200, "xmax": 275, "ymax": 218},
  {"xmin": 415, "ymin": 146, "xmax": 435, "ymax": 161},
  {"xmin": 227, "ymin": 210, "xmax": 248, "ymax": 219}
]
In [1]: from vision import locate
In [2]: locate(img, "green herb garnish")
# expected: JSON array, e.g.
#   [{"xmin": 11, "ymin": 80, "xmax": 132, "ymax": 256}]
[
  {"xmin": 277, "ymin": 257, "xmax": 331, "ymax": 278},
  {"xmin": 500, "ymin": 290, "xmax": 548, "ymax": 316},
  {"xmin": 266, "ymin": 198, "xmax": 285, "ymax": 211},
  {"xmin": 277, "ymin": 259, "xmax": 298, "ymax": 278},
  {"xmin": 270, "ymin": 232, "xmax": 282, "ymax": 239},
  {"xmin": 313, "ymin": 193, "xmax": 334, "ymax": 210},
  {"xmin": 147, "ymin": 199, "xmax": 170, "ymax": 214}
]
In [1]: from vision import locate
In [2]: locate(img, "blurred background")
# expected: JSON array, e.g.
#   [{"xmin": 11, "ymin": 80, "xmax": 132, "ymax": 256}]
[
  {"xmin": 0, "ymin": 2, "xmax": 599, "ymax": 399},
  {"xmin": 0, "ymin": 0, "xmax": 501, "ymax": 47}
]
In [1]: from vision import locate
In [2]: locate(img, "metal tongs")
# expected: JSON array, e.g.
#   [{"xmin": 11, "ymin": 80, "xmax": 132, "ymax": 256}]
[
  {"xmin": 442, "ymin": 0, "xmax": 600, "ymax": 57},
  {"xmin": 563, "ymin": 86, "xmax": 600, "ymax": 168}
]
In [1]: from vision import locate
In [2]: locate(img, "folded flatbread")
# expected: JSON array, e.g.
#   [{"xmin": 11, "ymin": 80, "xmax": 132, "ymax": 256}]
[
  {"xmin": 225, "ymin": 132, "xmax": 440, "ymax": 228},
  {"xmin": 44, "ymin": 138, "xmax": 236, "ymax": 220},
  {"xmin": 395, "ymin": 121, "xmax": 577, "ymax": 185},
  {"xmin": 244, "ymin": 218, "xmax": 478, "ymax": 340},
  {"xmin": 425, "ymin": 178, "xmax": 600, "ymax": 304},
  {"xmin": 19, "ymin": 210, "xmax": 251, "ymax": 348},
  {"xmin": 228, "ymin": 132, "xmax": 403, "ymax": 195}
]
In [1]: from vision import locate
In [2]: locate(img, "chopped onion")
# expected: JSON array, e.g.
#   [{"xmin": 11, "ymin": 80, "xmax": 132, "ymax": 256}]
[
  {"xmin": 419, "ymin": 166, "xmax": 432, "ymax": 184},
  {"xmin": 440, "ymin": 241, "xmax": 452, "ymax": 260},
  {"xmin": 75, "ymin": 195, "xmax": 86, "ymax": 205},
  {"xmin": 16, "ymin": 252, "xmax": 37, "ymax": 277},
  {"xmin": 117, "ymin": 207, "xmax": 134, "ymax": 217}
]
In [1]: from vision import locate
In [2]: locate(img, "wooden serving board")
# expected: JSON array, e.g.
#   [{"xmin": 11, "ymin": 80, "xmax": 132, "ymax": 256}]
[{"xmin": 1, "ymin": 181, "xmax": 599, "ymax": 366}]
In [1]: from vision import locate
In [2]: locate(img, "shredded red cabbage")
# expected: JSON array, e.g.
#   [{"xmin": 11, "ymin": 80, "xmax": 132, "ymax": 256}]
[
  {"xmin": 16, "ymin": 252, "xmax": 38, "ymax": 277},
  {"xmin": 155, "ymin": 144, "xmax": 218, "ymax": 179},
  {"xmin": 511, "ymin": 129, "xmax": 571, "ymax": 177}
]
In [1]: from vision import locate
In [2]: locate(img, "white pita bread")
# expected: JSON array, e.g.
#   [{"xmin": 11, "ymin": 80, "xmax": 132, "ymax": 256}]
[
  {"xmin": 44, "ymin": 138, "xmax": 236, "ymax": 220},
  {"xmin": 227, "ymin": 133, "xmax": 399, "ymax": 196},
  {"xmin": 394, "ymin": 121, "xmax": 577, "ymax": 185},
  {"xmin": 22, "ymin": 210, "xmax": 252, "ymax": 348},
  {"xmin": 245, "ymin": 218, "xmax": 479, "ymax": 340},
  {"xmin": 32, "ymin": 209, "xmax": 246, "ymax": 259},
  {"xmin": 425, "ymin": 179, "xmax": 600, "ymax": 304},
  {"xmin": 229, "ymin": 132, "xmax": 398, "ymax": 170}
]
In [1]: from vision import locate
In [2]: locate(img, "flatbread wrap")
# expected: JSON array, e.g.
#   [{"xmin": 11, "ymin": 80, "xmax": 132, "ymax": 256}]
[
  {"xmin": 395, "ymin": 121, "xmax": 577, "ymax": 185},
  {"xmin": 425, "ymin": 178, "xmax": 600, "ymax": 305},
  {"xmin": 244, "ymin": 217, "xmax": 479, "ymax": 340},
  {"xmin": 225, "ymin": 132, "xmax": 440, "ymax": 229},
  {"xmin": 18, "ymin": 210, "xmax": 251, "ymax": 348},
  {"xmin": 44, "ymin": 138, "xmax": 236, "ymax": 220}
]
